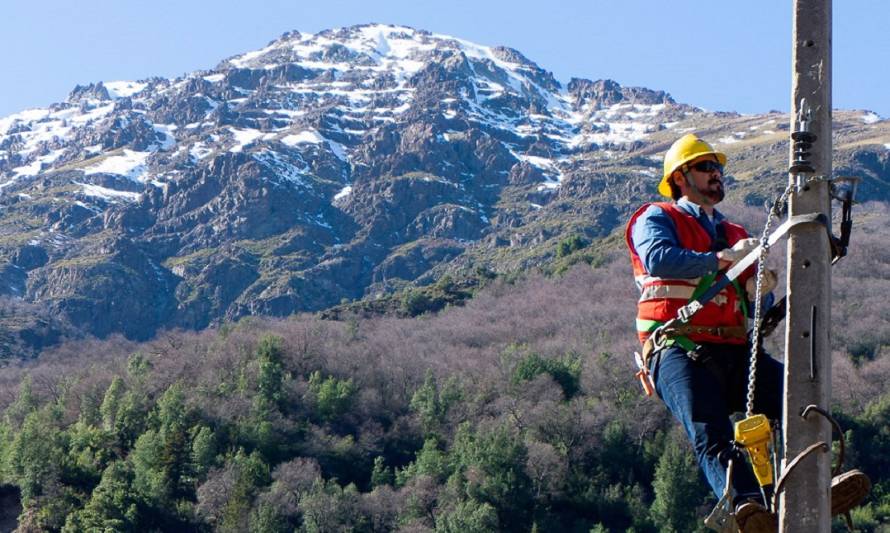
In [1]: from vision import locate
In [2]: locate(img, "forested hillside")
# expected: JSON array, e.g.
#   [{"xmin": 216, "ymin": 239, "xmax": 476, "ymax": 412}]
[{"xmin": 0, "ymin": 201, "xmax": 886, "ymax": 532}]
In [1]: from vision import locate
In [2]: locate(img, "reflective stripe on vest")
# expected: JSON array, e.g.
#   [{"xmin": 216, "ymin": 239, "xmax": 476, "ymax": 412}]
[
  {"xmin": 639, "ymin": 284, "xmax": 730, "ymax": 307},
  {"xmin": 626, "ymin": 202, "xmax": 751, "ymax": 346}
]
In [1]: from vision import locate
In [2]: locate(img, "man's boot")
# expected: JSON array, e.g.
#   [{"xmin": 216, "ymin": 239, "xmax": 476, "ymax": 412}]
[
  {"xmin": 831, "ymin": 469, "xmax": 870, "ymax": 516},
  {"xmin": 734, "ymin": 501, "xmax": 777, "ymax": 533}
]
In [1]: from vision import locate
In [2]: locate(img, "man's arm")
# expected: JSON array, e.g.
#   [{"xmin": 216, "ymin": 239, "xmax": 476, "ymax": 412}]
[{"xmin": 631, "ymin": 205, "xmax": 720, "ymax": 279}]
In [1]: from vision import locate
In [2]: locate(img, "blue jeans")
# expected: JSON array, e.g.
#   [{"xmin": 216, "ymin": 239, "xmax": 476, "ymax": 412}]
[{"xmin": 650, "ymin": 343, "xmax": 784, "ymax": 505}]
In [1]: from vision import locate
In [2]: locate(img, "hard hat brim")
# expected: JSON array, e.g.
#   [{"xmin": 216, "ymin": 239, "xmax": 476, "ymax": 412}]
[{"xmin": 658, "ymin": 150, "xmax": 727, "ymax": 198}]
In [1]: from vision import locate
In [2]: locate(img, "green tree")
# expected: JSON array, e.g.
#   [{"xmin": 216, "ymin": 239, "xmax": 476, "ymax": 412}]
[
  {"xmin": 156, "ymin": 384, "xmax": 191, "ymax": 499},
  {"xmin": 66, "ymin": 420, "xmax": 116, "ymax": 489},
  {"xmin": 436, "ymin": 499, "xmax": 499, "ymax": 533},
  {"xmin": 79, "ymin": 387, "xmax": 103, "ymax": 427},
  {"xmin": 556, "ymin": 235, "xmax": 587, "ymax": 258},
  {"xmin": 298, "ymin": 478, "xmax": 364, "ymax": 533},
  {"xmin": 256, "ymin": 334, "xmax": 285, "ymax": 409},
  {"xmin": 62, "ymin": 461, "xmax": 140, "ymax": 532},
  {"xmin": 650, "ymin": 437, "xmax": 708, "ymax": 533},
  {"xmin": 5, "ymin": 375, "xmax": 37, "ymax": 428},
  {"xmin": 130, "ymin": 428, "xmax": 167, "ymax": 505},
  {"xmin": 100, "ymin": 377, "xmax": 126, "ymax": 432},
  {"xmin": 410, "ymin": 372, "xmax": 463, "ymax": 438},
  {"xmin": 308, "ymin": 371, "xmax": 356, "ymax": 421},
  {"xmin": 371, "ymin": 455, "xmax": 394, "ymax": 488},
  {"xmin": 840, "ymin": 392, "xmax": 890, "ymax": 526},
  {"xmin": 450, "ymin": 423, "xmax": 534, "ymax": 530},
  {"xmin": 401, "ymin": 289, "xmax": 434, "ymax": 316},
  {"xmin": 249, "ymin": 499, "xmax": 289, "ymax": 533},
  {"xmin": 511, "ymin": 350, "xmax": 583, "ymax": 399},
  {"xmin": 129, "ymin": 384, "xmax": 193, "ymax": 513},
  {"xmin": 6, "ymin": 406, "xmax": 65, "ymax": 504},
  {"xmin": 100, "ymin": 386, "xmax": 146, "ymax": 449},
  {"xmin": 191, "ymin": 425, "xmax": 217, "ymax": 479},
  {"xmin": 126, "ymin": 352, "xmax": 152, "ymax": 385},
  {"xmin": 396, "ymin": 438, "xmax": 450, "ymax": 487},
  {"xmin": 219, "ymin": 450, "xmax": 271, "ymax": 533}
]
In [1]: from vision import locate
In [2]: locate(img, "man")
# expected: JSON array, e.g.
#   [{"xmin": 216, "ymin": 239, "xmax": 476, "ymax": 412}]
[
  {"xmin": 626, "ymin": 134, "xmax": 870, "ymax": 532},
  {"xmin": 625, "ymin": 134, "xmax": 781, "ymax": 532}
]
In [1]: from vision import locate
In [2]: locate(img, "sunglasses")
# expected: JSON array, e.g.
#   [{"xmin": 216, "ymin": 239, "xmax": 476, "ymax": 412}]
[{"xmin": 688, "ymin": 161, "xmax": 724, "ymax": 174}]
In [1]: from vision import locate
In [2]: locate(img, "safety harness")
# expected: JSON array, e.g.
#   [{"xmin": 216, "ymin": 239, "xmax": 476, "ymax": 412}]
[{"xmin": 633, "ymin": 210, "xmax": 822, "ymax": 396}]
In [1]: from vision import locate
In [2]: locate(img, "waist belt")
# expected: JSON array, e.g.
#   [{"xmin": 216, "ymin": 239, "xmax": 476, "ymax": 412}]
[
  {"xmin": 662, "ymin": 324, "xmax": 748, "ymax": 339},
  {"xmin": 639, "ymin": 320, "xmax": 749, "ymax": 371}
]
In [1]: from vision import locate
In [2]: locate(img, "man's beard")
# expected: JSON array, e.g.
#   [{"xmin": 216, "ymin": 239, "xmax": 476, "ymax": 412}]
[{"xmin": 705, "ymin": 179, "xmax": 725, "ymax": 202}]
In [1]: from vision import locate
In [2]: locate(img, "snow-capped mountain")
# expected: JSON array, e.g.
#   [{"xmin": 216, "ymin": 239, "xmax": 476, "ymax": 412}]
[
  {"xmin": 0, "ymin": 25, "xmax": 681, "ymax": 194},
  {"xmin": 0, "ymin": 24, "xmax": 887, "ymax": 349}
]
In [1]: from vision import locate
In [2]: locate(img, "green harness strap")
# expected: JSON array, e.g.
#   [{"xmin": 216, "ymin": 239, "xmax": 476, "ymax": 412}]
[
  {"xmin": 637, "ymin": 318, "xmax": 698, "ymax": 351},
  {"xmin": 637, "ymin": 273, "xmax": 749, "ymax": 352},
  {"xmin": 690, "ymin": 272, "xmax": 750, "ymax": 319}
]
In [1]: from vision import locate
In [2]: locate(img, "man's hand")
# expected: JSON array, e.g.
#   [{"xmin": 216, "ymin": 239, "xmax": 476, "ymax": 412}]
[
  {"xmin": 716, "ymin": 238, "xmax": 759, "ymax": 269},
  {"xmin": 745, "ymin": 269, "xmax": 778, "ymax": 300}
]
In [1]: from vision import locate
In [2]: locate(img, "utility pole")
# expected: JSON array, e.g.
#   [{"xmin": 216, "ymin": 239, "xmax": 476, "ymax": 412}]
[{"xmin": 780, "ymin": 0, "xmax": 833, "ymax": 531}]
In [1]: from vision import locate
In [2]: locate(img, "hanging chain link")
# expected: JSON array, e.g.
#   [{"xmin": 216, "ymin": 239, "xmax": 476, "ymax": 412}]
[
  {"xmin": 746, "ymin": 187, "xmax": 789, "ymax": 416},
  {"xmin": 744, "ymin": 176, "xmax": 824, "ymax": 416}
]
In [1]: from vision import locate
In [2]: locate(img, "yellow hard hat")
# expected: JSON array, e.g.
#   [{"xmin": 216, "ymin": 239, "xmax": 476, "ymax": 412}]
[{"xmin": 658, "ymin": 134, "xmax": 727, "ymax": 197}]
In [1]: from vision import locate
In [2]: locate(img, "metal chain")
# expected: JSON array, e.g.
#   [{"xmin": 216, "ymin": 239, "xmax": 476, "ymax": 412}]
[
  {"xmin": 745, "ymin": 174, "xmax": 827, "ymax": 416},
  {"xmin": 745, "ymin": 182, "xmax": 795, "ymax": 417}
]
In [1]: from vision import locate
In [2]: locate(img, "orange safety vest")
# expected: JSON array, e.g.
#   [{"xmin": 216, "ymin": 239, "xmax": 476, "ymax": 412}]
[{"xmin": 625, "ymin": 202, "xmax": 752, "ymax": 346}]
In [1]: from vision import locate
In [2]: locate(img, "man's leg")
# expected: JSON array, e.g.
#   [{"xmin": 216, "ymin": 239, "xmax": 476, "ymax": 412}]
[
  {"xmin": 651, "ymin": 345, "xmax": 762, "ymax": 502},
  {"xmin": 727, "ymin": 347, "xmax": 784, "ymax": 531}
]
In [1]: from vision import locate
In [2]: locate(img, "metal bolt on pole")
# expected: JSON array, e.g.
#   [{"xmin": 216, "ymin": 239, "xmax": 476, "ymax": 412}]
[{"xmin": 780, "ymin": 0, "xmax": 833, "ymax": 531}]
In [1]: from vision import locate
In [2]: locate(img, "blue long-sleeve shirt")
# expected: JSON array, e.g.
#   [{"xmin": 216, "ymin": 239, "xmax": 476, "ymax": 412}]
[
  {"xmin": 630, "ymin": 198, "xmax": 773, "ymax": 313},
  {"xmin": 631, "ymin": 198, "xmax": 722, "ymax": 279}
]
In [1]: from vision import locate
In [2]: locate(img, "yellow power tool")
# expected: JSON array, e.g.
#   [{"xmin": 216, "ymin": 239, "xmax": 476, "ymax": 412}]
[{"xmin": 734, "ymin": 414, "xmax": 774, "ymax": 487}]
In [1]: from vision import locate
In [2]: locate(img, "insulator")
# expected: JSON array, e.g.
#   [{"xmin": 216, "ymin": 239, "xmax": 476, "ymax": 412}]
[
  {"xmin": 791, "ymin": 131, "xmax": 816, "ymax": 143},
  {"xmin": 789, "ymin": 162, "xmax": 815, "ymax": 174},
  {"xmin": 789, "ymin": 130, "xmax": 817, "ymax": 174}
]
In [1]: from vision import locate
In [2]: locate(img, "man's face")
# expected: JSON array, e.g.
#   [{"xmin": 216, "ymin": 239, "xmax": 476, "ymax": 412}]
[{"xmin": 676, "ymin": 154, "xmax": 725, "ymax": 205}]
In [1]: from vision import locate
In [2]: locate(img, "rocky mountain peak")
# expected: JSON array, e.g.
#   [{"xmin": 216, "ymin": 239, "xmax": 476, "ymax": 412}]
[
  {"xmin": 67, "ymin": 82, "xmax": 112, "ymax": 103},
  {"xmin": 567, "ymin": 78, "xmax": 675, "ymax": 109}
]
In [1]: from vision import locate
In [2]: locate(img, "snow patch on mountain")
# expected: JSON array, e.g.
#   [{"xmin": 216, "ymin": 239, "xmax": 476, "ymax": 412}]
[
  {"xmin": 229, "ymin": 128, "xmax": 269, "ymax": 152},
  {"xmin": 281, "ymin": 131, "xmax": 325, "ymax": 146},
  {"xmin": 77, "ymin": 182, "xmax": 141, "ymax": 201},
  {"xmin": 84, "ymin": 150, "xmax": 151, "ymax": 181},
  {"xmin": 152, "ymin": 124, "xmax": 178, "ymax": 150},
  {"xmin": 190, "ymin": 142, "xmax": 213, "ymax": 160},
  {"xmin": 334, "ymin": 185, "xmax": 352, "ymax": 200},
  {"xmin": 253, "ymin": 150, "xmax": 309, "ymax": 185}
]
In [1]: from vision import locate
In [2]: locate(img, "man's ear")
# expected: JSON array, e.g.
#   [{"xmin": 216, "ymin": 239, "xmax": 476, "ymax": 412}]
[{"xmin": 671, "ymin": 171, "xmax": 687, "ymax": 188}]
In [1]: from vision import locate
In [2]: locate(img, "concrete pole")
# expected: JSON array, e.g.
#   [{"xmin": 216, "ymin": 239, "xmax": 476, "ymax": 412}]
[{"xmin": 780, "ymin": 0, "xmax": 832, "ymax": 531}]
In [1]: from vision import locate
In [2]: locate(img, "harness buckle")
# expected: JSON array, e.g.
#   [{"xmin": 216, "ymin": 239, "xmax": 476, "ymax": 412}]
[{"xmin": 678, "ymin": 301, "xmax": 703, "ymax": 323}]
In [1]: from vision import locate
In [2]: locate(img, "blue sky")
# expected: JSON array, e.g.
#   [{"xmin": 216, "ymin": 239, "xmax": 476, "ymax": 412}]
[{"xmin": 3, "ymin": 0, "xmax": 888, "ymax": 118}]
